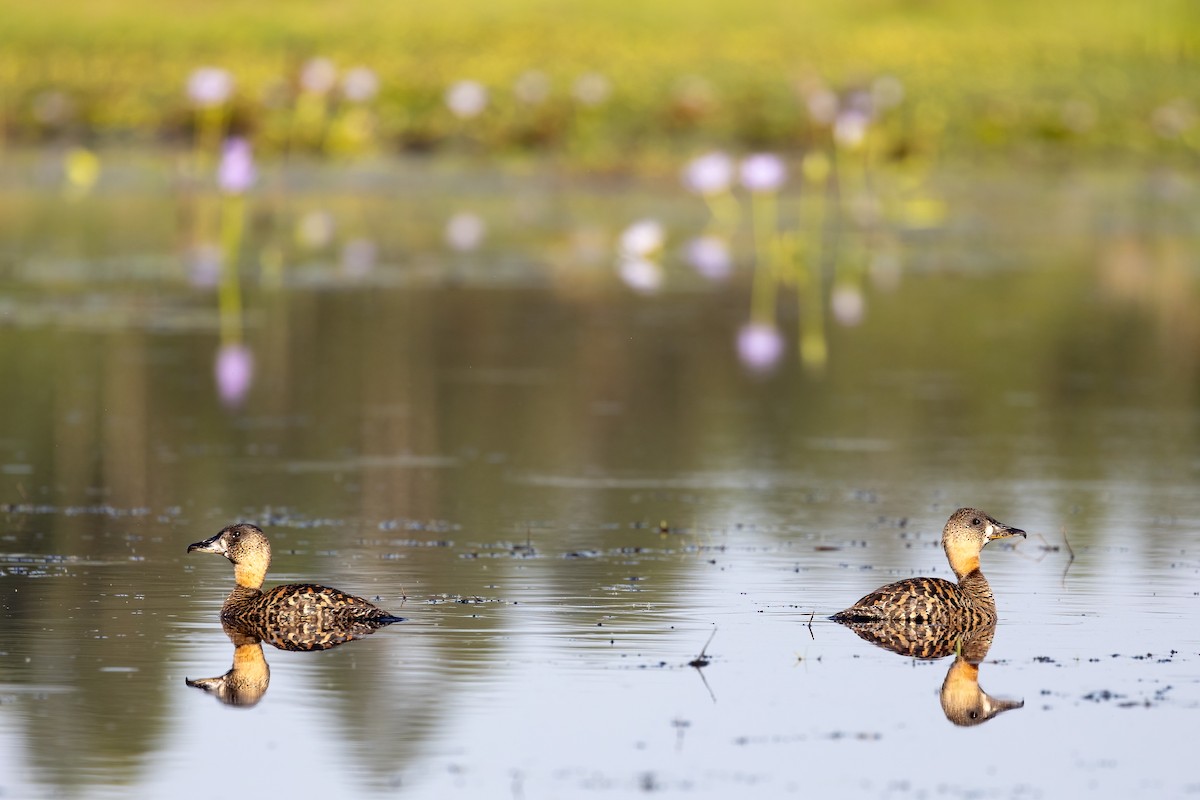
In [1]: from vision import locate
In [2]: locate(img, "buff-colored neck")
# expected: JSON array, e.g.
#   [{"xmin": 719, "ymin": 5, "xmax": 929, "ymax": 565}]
[{"xmin": 233, "ymin": 558, "xmax": 269, "ymax": 590}]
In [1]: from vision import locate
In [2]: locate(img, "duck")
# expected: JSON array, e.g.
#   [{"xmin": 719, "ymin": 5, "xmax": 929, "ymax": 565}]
[
  {"xmin": 187, "ymin": 523, "xmax": 404, "ymax": 636},
  {"xmin": 830, "ymin": 507, "xmax": 1025, "ymax": 626}
]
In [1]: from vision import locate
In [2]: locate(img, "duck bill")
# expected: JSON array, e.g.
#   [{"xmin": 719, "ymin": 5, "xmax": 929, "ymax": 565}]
[
  {"xmin": 187, "ymin": 532, "xmax": 227, "ymax": 555},
  {"xmin": 983, "ymin": 519, "xmax": 1026, "ymax": 543}
]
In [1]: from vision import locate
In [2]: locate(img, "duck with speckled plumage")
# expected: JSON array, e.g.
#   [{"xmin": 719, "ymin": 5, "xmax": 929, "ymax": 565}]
[
  {"xmin": 187, "ymin": 523, "xmax": 403, "ymax": 649},
  {"xmin": 830, "ymin": 507, "xmax": 1026, "ymax": 626}
]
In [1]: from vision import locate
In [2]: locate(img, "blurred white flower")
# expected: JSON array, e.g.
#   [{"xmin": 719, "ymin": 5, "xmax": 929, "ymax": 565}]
[
  {"xmin": 214, "ymin": 343, "xmax": 254, "ymax": 408},
  {"xmin": 739, "ymin": 153, "xmax": 786, "ymax": 192},
  {"xmin": 618, "ymin": 219, "xmax": 665, "ymax": 259},
  {"xmin": 187, "ymin": 67, "xmax": 234, "ymax": 108},
  {"xmin": 871, "ymin": 75, "xmax": 905, "ymax": 111},
  {"xmin": 572, "ymin": 72, "xmax": 612, "ymax": 107},
  {"xmin": 684, "ymin": 235, "xmax": 732, "ymax": 281},
  {"xmin": 445, "ymin": 212, "xmax": 487, "ymax": 251},
  {"xmin": 1151, "ymin": 99, "xmax": 1195, "ymax": 139},
  {"xmin": 300, "ymin": 58, "xmax": 338, "ymax": 95},
  {"xmin": 805, "ymin": 87, "xmax": 839, "ymax": 125},
  {"xmin": 217, "ymin": 138, "xmax": 256, "ymax": 194},
  {"xmin": 618, "ymin": 257, "xmax": 663, "ymax": 294},
  {"xmin": 737, "ymin": 322, "xmax": 784, "ymax": 374},
  {"xmin": 297, "ymin": 210, "xmax": 335, "ymax": 249},
  {"xmin": 341, "ymin": 238, "xmax": 378, "ymax": 279},
  {"xmin": 682, "ymin": 151, "xmax": 734, "ymax": 196},
  {"xmin": 514, "ymin": 70, "xmax": 551, "ymax": 106},
  {"xmin": 32, "ymin": 90, "xmax": 73, "ymax": 125},
  {"xmin": 341, "ymin": 66, "xmax": 380, "ymax": 103},
  {"xmin": 446, "ymin": 80, "xmax": 489, "ymax": 119},
  {"xmin": 831, "ymin": 284, "xmax": 866, "ymax": 326},
  {"xmin": 834, "ymin": 110, "xmax": 870, "ymax": 149}
]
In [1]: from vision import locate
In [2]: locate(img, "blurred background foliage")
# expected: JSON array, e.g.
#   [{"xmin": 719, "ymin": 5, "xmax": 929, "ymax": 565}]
[{"xmin": 1, "ymin": 0, "xmax": 1197, "ymax": 166}]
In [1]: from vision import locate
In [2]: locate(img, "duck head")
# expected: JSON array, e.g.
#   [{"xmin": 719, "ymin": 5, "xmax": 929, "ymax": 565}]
[
  {"xmin": 188, "ymin": 523, "xmax": 273, "ymax": 590},
  {"xmin": 941, "ymin": 508, "xmax": 1026, "ymax": 580}
]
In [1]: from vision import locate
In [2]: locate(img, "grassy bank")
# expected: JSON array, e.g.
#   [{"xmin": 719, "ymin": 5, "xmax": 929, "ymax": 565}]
[{"xmin": 1, "ymin": 0, "xmax": 1198, "ymax": 165}]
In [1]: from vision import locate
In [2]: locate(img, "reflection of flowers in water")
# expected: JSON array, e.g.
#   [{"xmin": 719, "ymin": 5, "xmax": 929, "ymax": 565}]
[
  {"xmin": 446, "ymin": 80, "xmax": 489, "ymax": 119},
  {"xmin": 215, "ymin": 343, "xmax": 254, "ymax": 408},
  {"xmin": 187, "ymin": 67, "xmax": 234, "ymax": 108},
  {"xmin": 187, "ymin": 242, "xmax": 223, "ymax": 288},
  {"xmin": 445, "ymin": 212, "xmax": 486, "ymax": 251},
  {"xmin": 296, "ymin": 210, "xmax": 335, "ymax": 249},
  {"xmin": 341, "ymin": 66, "xmax": 380, "ymax": 103},
  {"xmin": 682, "ymin": 151, "xmax": 733, "ymax": 197},
  {"xmin": 737, "ymin": 322, "xmax": 784, "ymax": 374},
  {"xmin": 341, "ymin": 238, "xmax": 378, "ymax": 279},
  {"xmin": 618, "ymin": 219, "xmax": 664, "ymax": 259},
  {"xmin": 739, "ymin": 153, "xmax": 786, "ymax": 192},
  {"xmin": 217, "ymin": 138, "xmax": 257, "ymax": 194},
  {"xmin": 684, "ymin": 235, "xmax": 732, "ymax": 281},
  {"xmin": 831, "ymin": 284, "xmax": 866, "ymax": 326},
  {"xmin": 618, "ymin": 258, "xmax": 663, "ymax": 294}
]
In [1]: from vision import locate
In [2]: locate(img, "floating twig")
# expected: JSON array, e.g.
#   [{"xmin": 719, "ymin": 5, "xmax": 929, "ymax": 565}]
[
  {"xmin": 1061, "ymin": 526, "xmax": 1076, "ymax": 589},
  {"xmin": 689, "ymin": 626, "xmax": 717, "ymax": 668}
]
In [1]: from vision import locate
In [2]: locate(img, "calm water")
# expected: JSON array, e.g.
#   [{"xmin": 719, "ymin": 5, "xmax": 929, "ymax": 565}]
[{"xmin": 1, "ymin": 154, "xmax": 1199, "ymax": 798}]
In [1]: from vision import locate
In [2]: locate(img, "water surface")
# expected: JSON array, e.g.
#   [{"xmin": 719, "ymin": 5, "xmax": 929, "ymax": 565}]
[{"xmin": 0, "ymin": 156, "xmax": 1198, "ymax": 798}]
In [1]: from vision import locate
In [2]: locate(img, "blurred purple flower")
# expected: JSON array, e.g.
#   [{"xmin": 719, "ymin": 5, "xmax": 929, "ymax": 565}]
[
  {"xmin": 214, "ymin": 343, "xmax": 254, "ymax": 408},
  {"xmin": 445, "ymin": 212, "xmax": 486, "ymax": 251},
  {"xmin": 300, "ymin": 58, "xmax": 338, "ymax": 95},
  {"xmin": 618, "ymin": 257, "xmax": 663, "ymax": 295},
  {"xmin": 618, "ymin": 219, "xmax": 665, "ymax": 259},
  {"xmin": 446, "ymin": 80, "xmax": 489, "ymax": 119},
  {"xmin": 831, "ymin": 284, "xmax": 866, "ymax": 326},
  {"xmin": 217, "ymin": 138, "xmax": 256, "ymax": 194},
  {"xmin": 187, "ymin": 67, "xmax": 234, "ymax": 108},
  {"xmin": 341, "ymin": 66, "xmax": 380, "ymax": 103},
  {"xmin": 682, "ymin": 151, "xmax": 734, "ymax": 196},
  {"xmin": 739, "ymin": 153, "xmax": 786, "ymax": 192},
  {"xmin": 737, "ymin": 322, "xmax": 784, "ymax": 374},
  {"xmin": 684, "ymin": 235, "xmax": 732, "ymax": 281}
]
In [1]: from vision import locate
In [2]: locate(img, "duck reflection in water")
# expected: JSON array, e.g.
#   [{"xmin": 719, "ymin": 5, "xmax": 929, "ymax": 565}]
[
  {"xmin": 830, "ymin": 508, "xmax": 1025, "ymax": 726},
  {"xmin": 186, "ymin": 523, "xmax": 404, "ymax": 707}
]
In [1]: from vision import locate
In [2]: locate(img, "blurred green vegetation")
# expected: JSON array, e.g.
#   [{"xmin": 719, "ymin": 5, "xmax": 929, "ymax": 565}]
[{"xmin": 1, "ymin": 0, "xmax": 1197, "ymax": 165}]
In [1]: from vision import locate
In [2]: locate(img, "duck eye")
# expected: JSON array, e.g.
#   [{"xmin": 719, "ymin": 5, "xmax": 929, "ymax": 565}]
[
  {"xmin": 971, "ymin": 518, "xmax": 981, "ymax": 526},
  {"xmin": 970, "ymin": 711, "xmax": 978, "ymax": 719}
]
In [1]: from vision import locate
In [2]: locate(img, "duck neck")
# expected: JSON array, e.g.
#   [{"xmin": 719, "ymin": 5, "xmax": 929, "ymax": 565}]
[
  {"xmin": 956, "ymin": 568, "xmax": 996, "ymax": 614},
  {"xmin": 233, "ymin": 559, "xmax": 268, "ymax": 591}
]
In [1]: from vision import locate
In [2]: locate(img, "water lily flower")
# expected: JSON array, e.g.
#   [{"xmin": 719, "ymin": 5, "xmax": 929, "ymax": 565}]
[
  {"xmin": 214, "ymin": 343, "xmax": 254, "ymax": 408},
  {"xmin": 217, "ymin": 138, "xmax": 256, "ymax": 194},
  {"xmin": 682, "ymin": 151, "xmax": 734, "ymax": 196},
  {"xmin": 300, "ymin": 58, "xmax": 338, "ymax": 95},
  {"xmin": 572, "ymin": 72, "xmax": 612, "ymax": 107},
  {"xmin": 514, "ymin": 70, "xmax": 551, "ymax": 106},
  {"xmin": 684, "ymin": 235, "xmax": 732, "ymax": 281},
  {"xmin": 187, "ymin": 67, "xmax": 234, "ymax": 108},
  {"xmin": 737, "ymin": 322, "xmax": 785, "ymax": 374},
  {"xmin": 445, "ymin": 212, "xmax": 486, "ymax": 251},
  {"xmin": 445, "ymin": 80, "xmax": 489, "ymax": 119},
  {"xmin": 341, "ymin": 66, "xmax": 380, "ymax": 103},
  {"xmin": 618, "ymin": 219, "xmax": 665, "ymax": 260},
  {"xmin": 739, "ymin": 153, "xmax": 786, "ymax": 193}
]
